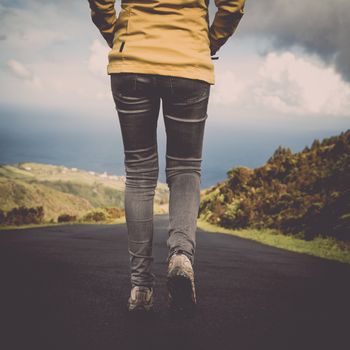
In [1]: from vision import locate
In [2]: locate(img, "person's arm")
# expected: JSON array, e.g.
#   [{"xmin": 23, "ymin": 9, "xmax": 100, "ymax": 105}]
[
  {"xmin": 209, "ymin": 0, "xmax": 246, "ymax": 56},
  {"xmin": 88, "ymin": 0, "xmax": 117, "ymax": 48}
]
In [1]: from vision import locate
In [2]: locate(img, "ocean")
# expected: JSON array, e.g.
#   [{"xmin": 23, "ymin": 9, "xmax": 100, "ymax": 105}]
[{"xmin": 0, "ymin": 105, "xmax": 346, "ymax": 188}]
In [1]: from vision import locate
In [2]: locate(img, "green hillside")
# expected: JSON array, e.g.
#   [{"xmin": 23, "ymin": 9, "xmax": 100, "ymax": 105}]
[
  {"xmin": 199, "ymin": 130, "xmax": 350, "ymax": 242},
  {"xmin": 0, "ymin": 177, "xmax": 92, "ymax": 221},
  {"xmin": 0, "ymin": 162, "xmax": 169, "ymax": 223}
]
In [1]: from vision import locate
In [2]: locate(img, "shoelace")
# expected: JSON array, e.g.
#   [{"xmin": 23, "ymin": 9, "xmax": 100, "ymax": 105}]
[{"xmin": 133, "ymin": 288, "xmax": 151, "ymax": 302}]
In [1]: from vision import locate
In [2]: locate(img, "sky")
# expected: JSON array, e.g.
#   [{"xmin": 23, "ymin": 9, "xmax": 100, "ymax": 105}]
[{"xmin": 0, "ymin": 0, "xmax": 349, "ymax": 185}]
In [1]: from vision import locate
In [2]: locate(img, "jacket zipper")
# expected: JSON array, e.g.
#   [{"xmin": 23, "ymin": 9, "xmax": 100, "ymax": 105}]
[{"xmin": 119, "ymin": 41, "xmax": 125, "ymax": 53}]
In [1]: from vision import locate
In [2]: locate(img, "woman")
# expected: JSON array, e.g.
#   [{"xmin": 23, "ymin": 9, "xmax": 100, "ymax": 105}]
[{"xmin": 88, "ymin": 0, "xmax": 245, "ymax": 314}]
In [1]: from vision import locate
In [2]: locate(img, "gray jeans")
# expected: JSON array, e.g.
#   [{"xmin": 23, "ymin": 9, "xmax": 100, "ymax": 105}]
[{"xmin": 110, "ymin": 73, "xmax": 210, "ymax": 288}]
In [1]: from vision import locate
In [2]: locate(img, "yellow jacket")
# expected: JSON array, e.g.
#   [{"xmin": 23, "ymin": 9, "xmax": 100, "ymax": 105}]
[{"xmin": 88, "ymin": 0, "xmax": 245, "ymax": 85}]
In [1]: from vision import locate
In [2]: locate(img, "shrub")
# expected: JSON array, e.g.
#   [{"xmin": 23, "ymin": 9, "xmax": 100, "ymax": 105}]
[
  {"xmin": 57, "ymin": 214, "xmax": 77, "ymax": 223},
  {"xmin": 0, "ymin": 210, "xmax": 5, "ymax": 225},
  {"xmin": 199, "ymin": 129, "xmax": 350, "ymax": 241},
  {"xmin": 83, "ymin": 211, "xmax": 107, "ymax": 222},
  {"xmin": 104, "ymin": 207, "xmax": 125, "ymax": 219},
  {"xmin": 4, "ymin": 206, "xmax": 44, "ymax": 225}
]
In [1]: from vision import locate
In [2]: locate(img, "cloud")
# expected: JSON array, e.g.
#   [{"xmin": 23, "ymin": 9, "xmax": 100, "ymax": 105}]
[
  {"xmin": 1, "ymin": 0, "xmax": 349, "ymax": 125},
  {"xmin": 240, "ymin": 0, "xmax": 350, "ymax": 82},
  {"xmin": 211, "ymin": 69, "xmax": 248, "ymax": 105},
  {"xmin": 7, "ymin": 59, "xmax": 34, "ymax": 80},
  {"xmin": 212, "ymin": 51, "xmax": 350, "ymax": 117},
  {"xmin": 0, "ymin": 3, "xmax": 67, "ymax": 48},
  {"xmin": 0, "ymin": 1, "xmax": 113, "ymax": 112},
  {"xmin": 0, "ymin": 1, "xmax": 92, "ymax": 57},
  {"xmin": 6, "ymin": 59, "xmax": 42, "ymax": 88},
  {"xmin": 7, "ymin": 59, "xmax": 33, "ymax": 80},
  {"xmin": 88, "ymin": 39, "xmax": 109, "ymax": 77},
  {"xmin": 254, "ymin": 52, "xmax": 350, "ymax": 116}
]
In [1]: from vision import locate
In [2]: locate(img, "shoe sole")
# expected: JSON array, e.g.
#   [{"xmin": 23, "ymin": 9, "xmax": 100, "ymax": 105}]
[
  {"xmin": 128, "ymin": 305, "xmax": 153, "ymax": 312},
  {"xmin": 128, "ymin": 301, "xmax": 154, "ymax": 312},
  {"xmin": 167, "ymin": 274, "xmax": 196, "ymax": 315}
]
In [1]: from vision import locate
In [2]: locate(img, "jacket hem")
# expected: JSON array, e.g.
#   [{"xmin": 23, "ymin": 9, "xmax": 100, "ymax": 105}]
[{"xmin": 107, "ymin": 63, "xmax": 215, "ymax": 85}]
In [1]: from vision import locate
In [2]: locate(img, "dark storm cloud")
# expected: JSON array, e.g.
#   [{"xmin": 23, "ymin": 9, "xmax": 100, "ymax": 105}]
[{"xmin": 239, "ymin": 0, "xmax": 350, "ymax": 82}]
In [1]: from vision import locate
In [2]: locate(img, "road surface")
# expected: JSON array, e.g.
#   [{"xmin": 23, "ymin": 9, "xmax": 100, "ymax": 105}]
[{"xmin": 0, "ymin": 214, "xmax": 349, "ymax": 350}]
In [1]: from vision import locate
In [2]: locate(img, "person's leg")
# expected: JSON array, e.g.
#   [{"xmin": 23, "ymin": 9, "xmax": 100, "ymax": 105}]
[
  {"xmin": 110, "ymin": 73, "xmax": 160, "ymax": 289},
  {"xmin": 161, "ymin": 77, "xmax": 211, "ymax": 266}
]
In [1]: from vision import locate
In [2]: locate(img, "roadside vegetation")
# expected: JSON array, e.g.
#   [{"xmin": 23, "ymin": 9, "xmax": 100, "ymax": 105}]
[
  {"xmin": 0, "ymin": 162, "xmax": 169, "ymax": 226},
  {"xmin": 0, "ymin": 205, "xmax": 126, "ymax": 229},
  {"xmin": 197, "ymin": 218, "xmax": 350, "ymax": 264},
  {"xmin": 200, "ymin": 130, "xmax": 349, "ymax": 241},
  {"xmin": 199, "ymin": 130, "xmax": 350, "ymax": 263}
]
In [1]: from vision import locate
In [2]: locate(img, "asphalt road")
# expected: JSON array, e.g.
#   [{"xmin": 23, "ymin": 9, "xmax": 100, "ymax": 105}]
[{"xmin": 0, "ymin": 214, "xmax": 349, "ymax": 350}]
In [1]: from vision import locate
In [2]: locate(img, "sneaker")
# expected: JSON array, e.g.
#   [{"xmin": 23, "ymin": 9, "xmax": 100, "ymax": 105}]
[
  {"xmin": 127, "ymin": 286, "xmax": 154, "ymax": 312},
  {"xmin": 167, "ymin": 252, "xmax": 196, "ymax": 314}
]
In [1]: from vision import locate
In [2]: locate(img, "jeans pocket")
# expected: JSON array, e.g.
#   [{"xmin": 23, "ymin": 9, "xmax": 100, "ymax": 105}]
[
  {"xmin": 170, "ymin": 77, "xmax": 210, "ymax": 103},
  {"xmin": 110, "ymin": 73, "xmax": 136, "ymax": 98}
]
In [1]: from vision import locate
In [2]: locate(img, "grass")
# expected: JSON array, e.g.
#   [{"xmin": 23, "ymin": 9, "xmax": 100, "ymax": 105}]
[
  {"xmin": 197, "ymin": 217, "xmax": 350, "ymax": 264},
  {"xmin": 0, "ymin": 216, "xmax": 127, "ymax": 231}
]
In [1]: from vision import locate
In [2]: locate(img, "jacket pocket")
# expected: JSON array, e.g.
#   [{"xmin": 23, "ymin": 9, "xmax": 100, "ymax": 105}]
[{"xmin": 112, "ymin": 8, "xmax": 131, "ymax": 49}]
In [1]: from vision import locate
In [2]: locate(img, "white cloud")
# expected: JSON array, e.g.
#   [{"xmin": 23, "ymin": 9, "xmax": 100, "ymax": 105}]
[
  {"xmin": 1, "ymin": 57, "xmax": 112, "ymax": 113},
  {"xmin": 211, "ymin": 69, "xmax": 248, "ymax": 105},
  {"xmin": 6, "ymin": 59, "xmax": 42, "ymax": 87},
  {"xmin": 88, "ymin": 39, "xmax": 109, "ymax": 77},
  {"xmin": 0, "ymin": 0, "xmax": 112, "ymax": 115},
  {"xmin": 0, "ymin": 4, "xmax": 69, "ymax": 50},
  {"xmin": 1, "ymin": 1, "xmax": 349, "ymax": 125},
  {"xmin": 254, "ymin": 52, "xmax": 350, "ymax": 116},
  {"xmin": 7, "ymin": 59, "xmax": 33, "ymax": 80},
  {"xmin": 211, "ymin": 51, "xmax": 350, "ymax": 117}
]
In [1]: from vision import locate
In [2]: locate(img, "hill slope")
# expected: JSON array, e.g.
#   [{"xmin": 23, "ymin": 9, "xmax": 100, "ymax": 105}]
[
  {"xmin": 199, "ymin": 130, "xmax": 350, "ymax": 241},
  {"xmin": 0, "ymin": 162, "xmax": 169, "ymax": 222}
]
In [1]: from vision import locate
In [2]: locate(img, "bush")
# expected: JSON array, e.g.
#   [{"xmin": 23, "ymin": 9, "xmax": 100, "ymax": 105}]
[
  {"xmin": 4, "ymin": 206, "xmax": 44, "ymax": 225},
  {"xmin": 81, "ymin": 207, "xmax": 125, "ymax": 223},
  {"xmin": 199, "ymin": 129, "xmax": 350, "ymax": 241},
  {"xmin": 83, "ymin": 211, "xmax": 107, "ymax": 222},
  {"xmin": 0, "ymin": 210, "xmax": 5, "ymax": 225},
  {"xmin": 105, "ymin": 207, "xmax": 125, "ymax": 219},
  {"xmin": 57, "ymin": 214, "xmax": 77, "ymax": 223}
]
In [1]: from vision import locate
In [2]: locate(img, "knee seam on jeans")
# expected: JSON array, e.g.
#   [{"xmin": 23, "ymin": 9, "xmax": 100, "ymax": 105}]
[
  {"xmin": 164, "ymin": 113, "xmax": 208, "ymax": 123},
  {"xmin": 128, "ymin": 239, "xmax": 153, "ymax": 244},
  {"xmin": 165, "ymin": 166, "xmax": 201, "ymax": 171},
  {"xmin": 125, "ymin": 153, "xmax": 158, "ymax": 163},
  {"xmin": 126, "ymin": 167, "xmax": 159, "ymax": 173},
  {"xmin": 166, "ymin": 155, "xmax": 202, "ymax": 161},
  {"xmin": 127, "ymin": 217, "xmax": 153, "ymax": 222},
  {"xmin": 125, "ymin": 176, "xmax": 158, "ymax": 182},
  {"xmin": 117, "ymin": 108, "xmax": 152, "ymax": 114}
]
